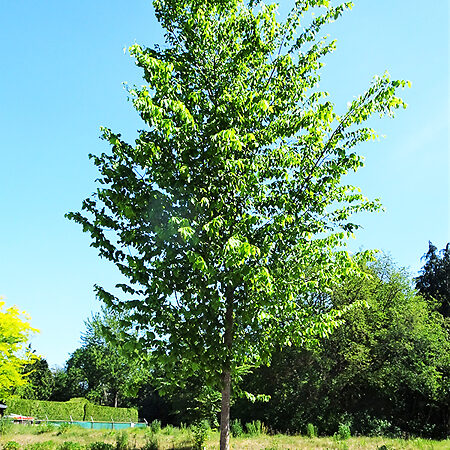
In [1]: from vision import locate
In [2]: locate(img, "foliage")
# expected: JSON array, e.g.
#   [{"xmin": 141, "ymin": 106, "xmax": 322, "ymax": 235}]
[
  {"xmin": 58, "ymin": 309, "xmax": 143, "ymax": 408},
  {"xmin": 0, "ymin": 299, "xmax": 38, "ymax": 398},
  {"xmin": 89, "ymin": 443, "xmax": 114, "ymax": 450},
  {"xmin": 114, "ymin": 431, "xmax": 129, "ymax": 450},
  {"xmin": 230, "ymin": 419, "xmax": 243, "ymax": 437},
  {"xmin": 67, "ymin": 0, "xmax": 407, "ymax": 447},
  {"xmin": 6, "ymin": 398, "xmax": 86, "ymax": 421},
  {"xmin": 245, "ymin": 420, "xmax": 265, "ymax": 436},
  {"xmin": 19, "ymin": 357, "xmax": 55, "ymax": 401},
  {"xmin": 192, "ymin": 420, "xmax": 209, "ymax": 450},
  {"xmin": 24, "ymin": 442, "xmax": 56, "ymax": 450},
  {"xmin": 415, "ymin": 242, "xmax": 450, "ymax": 317},
  {"xmin": 4, "ymin": 398, "xmax": 138, "ymax": 422},
  {"xmin": 149, "ymin": 420, "xmax": 161, "ymax": 434},
  {"xmin": 57, "ymin": 423, "xmax": 73, "ymax": 435},
  {"xmin": 337, "ymin": 423, "xmax": 351, "ymax": 440},
  {"xmin": 232, "ymin": 256, "xmax": 450, "ymax": 438},
  {"xmin": 142, "ymin": 433, "xmax": 159, "ymax": 450},
  {"xmin": 36, "ymin": 423, "xmax": 57, "ymax": 434},
  {"xmin": 3, "ymin": 441, "xmax": 20, "ymax": 450},
  {"xmin": 0, "ymin": 417, "xmax": 13, "ymax": 435},
  {"xmin": 306, "ymin": 423, "xmax": 317, "ymax": 438},
  {"xmin": 57, "ymin": 442, "xmax": 83, "ymax": 450},
  {"xmin": 85, "ymin": 402, "xmax": 138, "ymax": 423}
]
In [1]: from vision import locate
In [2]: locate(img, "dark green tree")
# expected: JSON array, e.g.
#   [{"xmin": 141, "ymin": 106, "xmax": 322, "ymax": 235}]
[
  {"xmin": 67, "ymin": 1, "xmax": 407, "ymax": 447},
  {"xmin": 19, "ymin": 357, "xmax": 54, "ymax": 401},
  {"xmin": 415, "ymin": 242, "xmax": 450, "ymax": 317},
  {"xmin": 234, "ymin": 257, "xmax": 450, "ymax": 438}
]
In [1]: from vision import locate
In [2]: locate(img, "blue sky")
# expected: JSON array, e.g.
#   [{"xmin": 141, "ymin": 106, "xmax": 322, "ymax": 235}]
[{"xmin": 0, "ymin": 0, "xmax": 448, "ymax": 367}]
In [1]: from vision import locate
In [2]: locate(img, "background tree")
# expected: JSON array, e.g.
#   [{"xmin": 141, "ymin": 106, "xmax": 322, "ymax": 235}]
[
  {"xmin": 58, "ymin": 309, "xmax": 142, "ymax": 407},
  {"xmin": 67, "ymin": 0, "xmax": 407, "ymax": 447},
  {"xmin": 234, "ymin": 256, "xmax": 450, "ymax": 438},
  {"xmin": 415, "ymin": 242, "xmax": 450, "ymax": 317},
  {"xmin": 18, "ymin": 357, "xmax": 54, "ymax": 400},
  {"xmin": 0, "ymin": 299, "xmax": 38, "ymax": 399}
]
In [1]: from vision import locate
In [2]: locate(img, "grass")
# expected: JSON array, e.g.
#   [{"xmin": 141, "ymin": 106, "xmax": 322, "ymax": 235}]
[{"xmin": 0, "ymin": 423, "xmax": 448, "ymax": 449}]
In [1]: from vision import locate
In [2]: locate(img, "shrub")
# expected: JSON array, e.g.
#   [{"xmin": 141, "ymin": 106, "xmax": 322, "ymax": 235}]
[
  {"xmin": 160, "ymin": 425, "xmax": 174, "ymax": 435},
  {"xmin": 57, "ymin": 442, "xmax": 83, "ymax": 450},
  {"xmin": 337, "ymin": 423, "xmax": 351, "ymax": 440},
  {"xmin": 89, "ymin": 443, "xmax": 114, "ymax": 450},
  {"xmin": 192, "ymin": 420, "xmax": 209, "ymax": 450},
  {"xmin": 115, "ymin": 430, "xmax": 129, "ymax": 450},
  {"xmin": 36, "ymin": 423, "xmax": 56, "ymax": 434},
  {"xmin": 4, "ymin": 441, "xmax": 21, "ymax": 450},
  {"xmin": 149, "ymin": 419, "xmax": 161, "ymax": 434},
  {"xmin": 56, "ymin": 423, "xmax": 72, "ymax": 435},
  {"xmin": 245, "ymin": 420, "xmax": 266, "ymax": 436},
  {"xmin": 230, "ymin": 419, "xmax": 243, "ymax": 438},
  {"xmin": 306, "ymin": 423, "xmax": 317, "ymax": 438},
  {"xmin": 143, "ymin": 433, "xmax": 159, "ymax": 450}
]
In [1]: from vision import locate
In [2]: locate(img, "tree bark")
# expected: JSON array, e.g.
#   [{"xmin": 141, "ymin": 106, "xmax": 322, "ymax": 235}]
[
  {"xmin": 219, "ymin": 287, "xmax": 234, "ymax": 450},
  {"xmin": 220, "ymin": 369, "xmax": 231, "ymax": 450}
]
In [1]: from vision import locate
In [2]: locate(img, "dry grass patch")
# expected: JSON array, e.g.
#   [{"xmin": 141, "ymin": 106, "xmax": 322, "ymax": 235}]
[{"xmin": 0, "ymin": 424, "xmax": 448, "ymax": 450}]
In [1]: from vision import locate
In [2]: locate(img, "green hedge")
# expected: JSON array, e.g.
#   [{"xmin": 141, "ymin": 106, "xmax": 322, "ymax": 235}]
[
  {"xmin": 85, "ymin": 403, "xmax": 138, "ymax": 422},
  {"xmin": 5, "ymin": 398, "xmax": 138, "ymax": 422}
]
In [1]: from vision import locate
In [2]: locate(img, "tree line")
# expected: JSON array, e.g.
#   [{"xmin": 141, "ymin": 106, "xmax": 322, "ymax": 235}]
[{"xmin": 19, "ymin": 242, "xmax": 450, "ymax": 439}]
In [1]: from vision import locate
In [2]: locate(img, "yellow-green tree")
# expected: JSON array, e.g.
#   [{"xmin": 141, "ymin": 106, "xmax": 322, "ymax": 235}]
[{"xmin": 0, "ymin": 298, "xmax": 38, "ymax": 399}]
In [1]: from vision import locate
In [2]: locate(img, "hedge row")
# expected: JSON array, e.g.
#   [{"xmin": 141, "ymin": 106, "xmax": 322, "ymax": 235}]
[
  {"xmin": 85, "ymin": 402, "xmax": 137, "ymax": 422},
  {"xmin": 5, "ymin": 398, "xmax": 138, "ymax": 422}
]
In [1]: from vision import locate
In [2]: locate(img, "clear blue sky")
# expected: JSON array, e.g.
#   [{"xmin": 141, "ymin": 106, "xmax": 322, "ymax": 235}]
[{"xmin": 0, "ymin": 0, "xmax": 448, "ymax": 368}]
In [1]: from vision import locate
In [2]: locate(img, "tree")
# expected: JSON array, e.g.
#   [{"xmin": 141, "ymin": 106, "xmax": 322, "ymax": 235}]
[
  {"xmin": 0, "ymin": 299, "xmax": 38, "ymax": 399},
  {"xmin": 415, "ymin": 242, "xmax": 450, "ymax": 317},
  {"xmin": 234, "ymin": 257, "xmax": 450, "ymax": 438},
  {"xmin": 61, "ymin": 309, "xmax": 142, "ymax": 407},
  {"xmin": 67, "ymin": 1, "xmax": 407, "ymax": 447},
  {"xmin": 19, "ymin": 357, "xmax": 55, "ymax": 400}
]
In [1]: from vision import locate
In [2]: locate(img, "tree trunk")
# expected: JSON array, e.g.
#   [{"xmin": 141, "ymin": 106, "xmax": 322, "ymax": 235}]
[
  {"xmin": 220, "ymin": 369, "xmax": 231, "ymax": 450},
  {"xmin": 219, "ymin": 287, "xmax": 234, "ymax": 450}
]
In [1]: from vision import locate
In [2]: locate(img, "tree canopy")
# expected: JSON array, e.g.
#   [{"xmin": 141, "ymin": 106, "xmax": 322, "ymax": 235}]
[
  {"xmin": 415, "ymin": 242, "xmax": 450, "ymax": 317},
  {"xmin": 53, "ymin": 309, "xmax": 143, "ymax": 407},
  {"xmin": 67, "ymin": 1, "xmax": 407, "ymax": 447},
  {"xmin": 0, "ymin": 299, "xmax": 38, "ymax": 399},
  {"xmin": 234, "ymin": 256, "xmax": 450, "ymax": 438}
]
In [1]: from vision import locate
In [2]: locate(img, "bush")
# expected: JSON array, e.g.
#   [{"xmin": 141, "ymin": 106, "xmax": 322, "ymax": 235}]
[
  {"xmin": 160, "ymin": 425, "xmax": 175, "ymax": 435},
  {"xmin": 0, "ymin": 417, "xmax": 13, "ymax": 435},
  {"xmin": 89, "ymin": 443, "xmax": 114, "ymax": 450},
  {"xmin": 192, "ymin": 420, "xmax": 209, "ymax": 450},
  {"xmin": 143, "ymin": 433, "xmax": 159, "ymax": 450},
  {"xmin": 56, "ymin": 423, "xmax": 72, "ymax": 435},
  {"xmin": 230, "ymin": 419, "xmax": 243, "ymax": 437},
  {"xmin": 149, "ymin": 419, "xmax": 161, "ymax": 434},
  {"xmin": 57, "ymin": 442, "xmax": 83, "ymax": 450},
  {"xmin": 306, "ymin": 423, "xmax": 317, "ymax": 438},
  {"xmin": 337, "ymin": 423, "xmax": 351, "ymax": 440},
  {"xmin": 245, "ymin": 420, "xmax": 266, "ymax": 436},
  {"xmin": 4, "ymin": 441, "xmax": 21, "ymax": 450},
  {"xmin": 115, "ymin": 430, "xmax": 129, "ymax": 450},
  {"xmin": 37, "ymin": 423, "xmax": 56, "ymax": 434}
]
